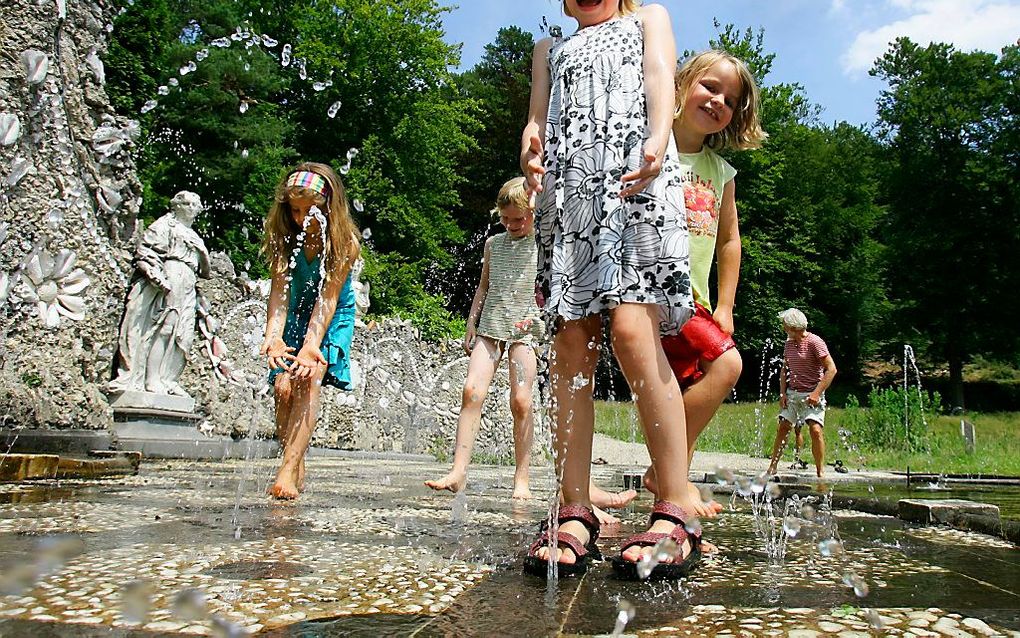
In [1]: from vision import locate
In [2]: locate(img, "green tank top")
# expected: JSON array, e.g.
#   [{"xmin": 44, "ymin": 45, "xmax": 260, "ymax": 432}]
[{"xmin": 476, "ymin": 232, "xmax": 545, "ymax": 344}]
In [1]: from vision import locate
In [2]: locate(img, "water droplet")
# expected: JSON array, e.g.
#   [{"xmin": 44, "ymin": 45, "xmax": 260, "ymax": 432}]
[
  {"xmin": 841, "ymin": 571, "xmax": 869, "ymax": 597},
  {"xmin": 261, "ymin": 34, "xmax": 278, "ymax": 47},
  {"xmin": 782, "ymin": 515, "xmax": 801, "ymax": 537},
  {"xmin": 612, "ymin": 599, "xmax": 636, "ymax": 635},
  {"xmin": 684, "ymin": 517, "xmax": 702, "ymax": 536},
  {"xmin": 121, "ymin": 580, "xmax": 154, "ymax": 624},
  {"xmin": 211, "ymin": 37, "xmax": 231, "ymax": 48},
  {"xmin": 297, "ymin": 58, "xmax": 307, "ymax": 80},
  {"xmin": 312, "ymin": 81, "xmax": 326, "ymax": 91},
  {"xmin": 280, "ymin": 43, "xmax": 292, "ymax": 67},
  {"xmin": 361, "ymin": 228, "xmax": 372, "ymax": 240},
  {"xmin": 571, "ymin": 373, "xmax": 589, "ymax": 390},
  {"xmin": 327, "ymin": 100, "xmax": 341, "ymax": 118},
  {"xmin": 157, "ymin": 85, "xmax": 169, "ymax": 95},
  {"xmin": 378, "ymin": 397, "xmax": 390, "ymax": 409},
  {"xmin": 817, "ymin": 538, "xmax": 843, "ymax": 557},
  {"xmin": 239, "ymin": 101, "xmax": 248, "ymax": 114},
  {"xmin": 801, "ymin": 503, "xmax": 817, "ymax": 520},
  {"xmin": 735, "ymin": 477, "xmax": 752, "ymax": 497},
  {"xmin": 241, "ymin": 149, "xmax": 249, "ymax": 159},
  {"xmin": 179, "ymin": 61, "xmax": 197, "ymax": 76},
  {"xmin": 863, "ymin": 608, "xmax": 884, "ymax": 629},
  {"xmin": 751, "ymin": 473, "xmax": 768, "ymax": 494},
  {"xmin": 168, "ymin": 77, "xmax": 179, "ymax": 87},
  {"xmin": 714, "ymin": 466, "xmax": 735, "ymax": 485},
  {"xmin": 353, "ymin": 199, "xmax": 364, "ymax": 213},
  {"xmin": 195, "ymin": 48, "xmax": 209, "ymax": 62},
  {"xmin": 172, "ymin": 588, "xmax": 207, "ymax": 622},
  {"xmin": 140, "ymin": 100, "xmax": 158, "ymax": 114}
]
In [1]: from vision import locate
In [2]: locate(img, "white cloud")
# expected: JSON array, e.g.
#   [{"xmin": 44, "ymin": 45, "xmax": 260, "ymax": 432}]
[{"xmin": 841, "ymin": 0, "xmax": 1020, "ymax": 75}]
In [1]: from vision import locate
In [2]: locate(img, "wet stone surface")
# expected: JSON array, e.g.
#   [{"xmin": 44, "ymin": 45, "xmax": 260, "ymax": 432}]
[{"xmin": 0, "ymin": 457, "xmax": 1016, "ymax": 636}]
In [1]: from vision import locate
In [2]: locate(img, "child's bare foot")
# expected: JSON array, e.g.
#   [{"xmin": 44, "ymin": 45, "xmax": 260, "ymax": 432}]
[
  {"xmin": 268, "ymin": 478, "xmax": 299, "ymax": 500},
  {"xmin": 594, "ymin": 505, "xmax": 621, "ymax": 526},
  {"xmin": 425, "ymin": 470, "xmax": 466, "ymax": 493},
  {"xmin": 643, "ymin": 470, "xmax": 722, "ymax": 518},
  {"xmin": 512, "ymin": 483, "xmax": 532, "ymax": 500},
  {"xmin": 590, "ymin": 484, "xmax": 637, "ymax": 510}
]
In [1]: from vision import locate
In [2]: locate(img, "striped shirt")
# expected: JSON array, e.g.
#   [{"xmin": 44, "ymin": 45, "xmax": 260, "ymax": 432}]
[
  {"xmin": 476, "ymin": 232, "xmax": 544, "ymax": 344},
  {"xmin": 784, "ymin": 333, "xmax": 830, "ymax": 392}
]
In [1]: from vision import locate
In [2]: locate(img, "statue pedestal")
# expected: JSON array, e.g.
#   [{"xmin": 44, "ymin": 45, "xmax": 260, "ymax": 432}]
[{"xmin": 107, "ymin": 390, "xmax": 196, "ymax": 414}]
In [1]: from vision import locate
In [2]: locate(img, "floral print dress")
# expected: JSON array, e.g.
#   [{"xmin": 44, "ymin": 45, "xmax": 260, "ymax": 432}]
[{"xmin": 535, "ymin": 15, "xmax": 693, "ymax": 336}]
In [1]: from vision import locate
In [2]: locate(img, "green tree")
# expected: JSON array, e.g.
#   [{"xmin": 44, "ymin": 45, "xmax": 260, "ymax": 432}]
[{"xmin": 872, "ymin": 39, "xmax": 1020, "ymax": 407}]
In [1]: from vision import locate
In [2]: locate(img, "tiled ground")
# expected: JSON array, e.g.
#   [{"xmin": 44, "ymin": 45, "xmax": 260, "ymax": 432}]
[{"xmin": 0, "ymin": 456, "xmax": 1017, "ymax": 636}]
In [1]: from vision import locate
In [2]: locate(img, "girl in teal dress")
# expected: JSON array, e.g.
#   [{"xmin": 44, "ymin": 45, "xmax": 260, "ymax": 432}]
[{"xmin": 260, "ymin": 162, "xmax": 361, "ymax": 500}]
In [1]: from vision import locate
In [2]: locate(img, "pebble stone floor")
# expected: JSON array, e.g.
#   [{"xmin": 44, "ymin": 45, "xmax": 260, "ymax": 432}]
[{"xmin": 0, "ymin": 456, "xmax": 1016, "ymax": 636}]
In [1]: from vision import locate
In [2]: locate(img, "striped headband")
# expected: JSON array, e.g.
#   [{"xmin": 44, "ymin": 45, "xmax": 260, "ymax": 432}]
[{"xmin": 286, "ymin": 171, "xmax": 330, "ymax": 199}]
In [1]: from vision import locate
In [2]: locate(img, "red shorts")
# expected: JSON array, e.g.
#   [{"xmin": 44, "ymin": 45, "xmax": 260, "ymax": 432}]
[{"xmin": 661, "ymin": 304, "xmax": 737, "ymax": 389}]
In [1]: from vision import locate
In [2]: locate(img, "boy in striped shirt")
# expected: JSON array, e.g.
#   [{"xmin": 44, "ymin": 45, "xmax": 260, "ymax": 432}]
[{"xmin": 767, "ymin": 308, "xmax": 838, "ymax": 478}]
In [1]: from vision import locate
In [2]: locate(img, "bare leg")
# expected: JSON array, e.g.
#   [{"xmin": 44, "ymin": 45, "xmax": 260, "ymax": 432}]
[
  {"xmin": 270, "ymin": 375, "xmax": 294, "ymax": 494},
  {"xmin": 425, "ymin": 337, "xmax": 502, "ymax": 493},
  {"xmin": 508, "ymin": 343, "xmax": 537, "ymax": 500},
  {"xmin": 269, "ymin": 366, "xmax": 326, "ymax": 500},
  {"xmin": 795, "ymin": 426, "xmax": 805, "ymax": 461},
  {"xmin": 767, "ymin": 418, "xmax": 794, "ymax": 475},
  {"xmin": 609, "ymin": 305, "xmax": 697, "ymax": 565},
  {"xmin": 534, "ymin": 316, "xmax": 601, "ymax": 565},
  {"xmin": 644, "ymin": 348, "xmax": 742, "ymax": 518},
  {"xmin": 807, "ymin": 420, "xmax": 825, "ymax": 477}
]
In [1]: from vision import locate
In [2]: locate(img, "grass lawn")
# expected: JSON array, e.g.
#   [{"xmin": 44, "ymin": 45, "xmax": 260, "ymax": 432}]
[{"xmin": 594, "ymin": 400, "xmax": 1020, "ymax": 475}]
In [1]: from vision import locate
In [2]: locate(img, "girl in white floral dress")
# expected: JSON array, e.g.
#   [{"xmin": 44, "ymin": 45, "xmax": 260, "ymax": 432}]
[{"xmin": 521, "ymin": 0, "xmax": 702, "ymax": 581}]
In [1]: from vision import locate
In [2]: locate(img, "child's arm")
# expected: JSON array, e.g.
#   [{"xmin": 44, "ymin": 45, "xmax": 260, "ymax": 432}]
[
  {"xmin": 521, "ymin": 37, "xmax": 554, "ymax": 198},
  {"xmin": 808, "ymin": 354, "xmax": 837, "ymax": 406},
  {"xmin": 621, "ymin": 4, "xmax": 677, "ymax": 198},
  {"xmin": 260, "ymin": 270, "xmax": 295, "ymax": 370},
  {"xmin": 290, "ymin": 237, "xmax": 361, "ymax": 379},
  {"xmin": 713, "ymin": 180, "xmax": 741, "ymax": 335},
  {"xmin": 463, "ymin": 237, "xmax": 493, "ymax": 354}
]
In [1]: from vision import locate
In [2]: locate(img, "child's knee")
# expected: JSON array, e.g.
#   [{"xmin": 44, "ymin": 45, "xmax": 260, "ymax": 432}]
[
  {"xmin": 510, "ymin": 393, "xmax": 532, "ymax": 419},
  {"xmin": 809, "ymin": 421, "xmax": 824, "ymax": 438},
  {"xmin": 461, "ymin": 383, "xmax": 487, "ymax": 407},
  {"xmin": 717, "ymin": 348, "xmax": 743, "ymax": 385},
  {"xmin": 274, "ymin": 375, "xmax": 293, "ymax": 402}
]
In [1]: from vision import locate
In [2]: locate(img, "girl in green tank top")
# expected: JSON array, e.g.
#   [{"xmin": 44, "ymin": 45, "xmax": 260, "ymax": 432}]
[{"xmin": 425, "ymin": 178, "xmax": 544, "ymax": 499}]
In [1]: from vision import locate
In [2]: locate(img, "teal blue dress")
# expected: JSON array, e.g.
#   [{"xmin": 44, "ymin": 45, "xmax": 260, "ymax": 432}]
[{"xmin": 269, "ymin": 253, "xmax": 356, "ymax": 390}]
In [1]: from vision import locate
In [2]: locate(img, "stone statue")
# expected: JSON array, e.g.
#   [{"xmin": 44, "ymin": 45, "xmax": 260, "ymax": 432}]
[{"xmin": 109, "ymin": 191, "xmax": 210, "ymax": 402}]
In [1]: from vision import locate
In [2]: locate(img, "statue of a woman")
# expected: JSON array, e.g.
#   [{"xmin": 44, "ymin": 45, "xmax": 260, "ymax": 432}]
[{"xmin": 109, "ymin": 191, "xmax": 210, "ymax": 398}]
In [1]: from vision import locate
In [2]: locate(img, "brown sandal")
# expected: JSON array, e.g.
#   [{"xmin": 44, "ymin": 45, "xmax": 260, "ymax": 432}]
[
  {"xmin": 611, "ymin": 500, "xmax": 702, "ymax": 580},
  {"xmin": 523, "ymin": 504, "xmax": 601, "ymax": 578}
]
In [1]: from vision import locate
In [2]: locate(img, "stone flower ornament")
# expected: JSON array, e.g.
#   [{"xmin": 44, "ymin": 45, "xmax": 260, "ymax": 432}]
[{"xmin": 19, "ymin": 249, "xmax": 90, "ymax": 328}]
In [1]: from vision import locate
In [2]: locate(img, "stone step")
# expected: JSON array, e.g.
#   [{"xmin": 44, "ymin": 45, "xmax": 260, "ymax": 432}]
[
  {"xmin": 899, "ymin": 498, "xmax": 1001, "ymax": 524},
  {"xmin": 0, "ymin": 452, "xmax": 141, "ymax": 482}
]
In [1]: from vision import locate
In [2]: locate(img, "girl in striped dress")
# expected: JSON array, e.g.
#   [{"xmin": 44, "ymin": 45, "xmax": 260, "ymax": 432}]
[{"xmin": 426, "ymin": 177, "xmax": 544, "ymax": 499}]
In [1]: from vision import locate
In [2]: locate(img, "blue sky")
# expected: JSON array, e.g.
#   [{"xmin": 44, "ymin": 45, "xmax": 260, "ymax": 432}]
[{"xmin": 440, "ymin": 0, "xmax": 1020, "ymax": 126}]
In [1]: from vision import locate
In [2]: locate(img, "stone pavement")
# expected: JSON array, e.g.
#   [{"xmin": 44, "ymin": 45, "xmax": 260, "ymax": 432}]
[{"xmin": 0, "ymin": 456, "xmax": 1016, "ymax": 636}]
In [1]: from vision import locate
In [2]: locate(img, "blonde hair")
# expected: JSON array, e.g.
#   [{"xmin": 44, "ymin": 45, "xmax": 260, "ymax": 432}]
[
  {"xmin": 562, "ymin": 0, "xmax": 640, "ymax": 18},
  {"xmin": 491, "ymin": 177, "xmax": 532, "ymax": 216},
  {"xmin": 262, "ymin": 161, "xmax": 360, "ymax": 284},
  {"xmin": 778, "ymin": 308, "xmax": 808, "ymax": 330},
  {"xmin": 674, "ymin": 50, "xmax": 767, "ymax": 151}
]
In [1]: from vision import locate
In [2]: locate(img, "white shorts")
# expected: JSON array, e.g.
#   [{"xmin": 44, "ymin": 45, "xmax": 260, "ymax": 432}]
[{"xmin": 780, "ymin": 390, "xmax": 826, "ymax": 427}]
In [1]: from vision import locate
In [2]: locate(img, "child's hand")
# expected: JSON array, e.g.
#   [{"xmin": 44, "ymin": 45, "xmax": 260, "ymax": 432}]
[
  {"xmin": 713, "ymin": 306, "xmax": 735, "ymax": 336},
  {"xmin": 620, "ymin": 142, "xmax": 665, "ymax": 199},
  {"xmin": 291, "ymin": 344, "xmax": 327, "ymax": 379},
  {"xmin": 462, "ymin": 326, "xmax": 476, "ymax": 355},
  {"xmin": 261, "ymin": 337, "xmax": 295, "ymax": 371},
  {"xmin": 779, "ymin": 393, "xmax": 788, "ymax": 409},
  {"xmin": 521, "ymin": 133, "xmax": 546, "ymax": 198},
  {"xmin": 806, "ymin": 392, "xmax": 822, "ymax": 407}
]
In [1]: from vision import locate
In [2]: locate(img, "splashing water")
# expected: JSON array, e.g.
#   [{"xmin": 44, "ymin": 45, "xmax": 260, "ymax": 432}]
[
  {"xmin": 611, "ymin": 600, "xmax": 636, "ymax": 636},
  {"xmin": 635, "ymin": 536, "xmax": 679, "ymax": 579}
]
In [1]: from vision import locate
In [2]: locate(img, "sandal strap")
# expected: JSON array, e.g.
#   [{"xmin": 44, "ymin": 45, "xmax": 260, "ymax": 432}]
[
  {"xmin": 619, "ymin": 524, "xmax": 690, "ymax": 552},
  {"xmin": 557, "ymin": 504, "xmax": 601, "ymax": 543},
  {"xmin": 650, "ymin": 500, "xmax": 695, "ymax": 529},
  {"xmin": 529, "ymin": 529, "xmax": 589, "ymax": 559}
]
